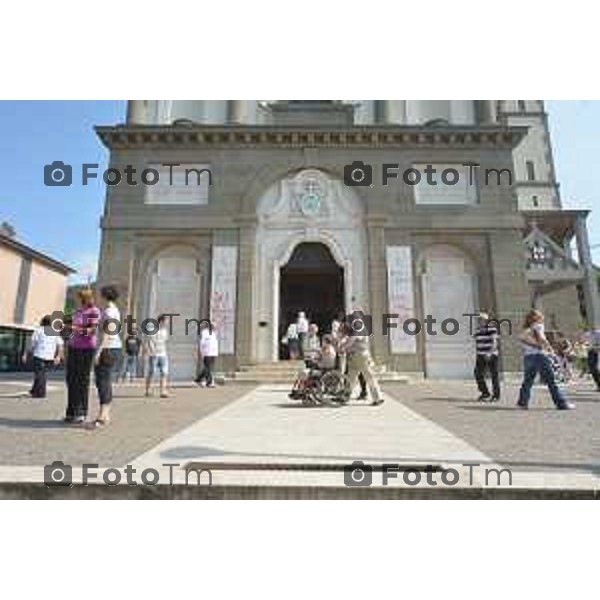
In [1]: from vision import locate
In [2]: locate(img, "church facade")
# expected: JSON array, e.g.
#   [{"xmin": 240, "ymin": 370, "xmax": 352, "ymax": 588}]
[{"xmin": 96, "ymin": 101, "xmax": 600, "ymax": 379}]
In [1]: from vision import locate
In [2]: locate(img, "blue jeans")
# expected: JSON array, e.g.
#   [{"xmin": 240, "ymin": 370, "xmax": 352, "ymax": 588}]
[
  {"xmin": 121, "ymin": 355, "xmax": 137, "ymax": 379},
  {"xmin": 518, "ymin": 353, "xmax": 567, "ymax": 408}
]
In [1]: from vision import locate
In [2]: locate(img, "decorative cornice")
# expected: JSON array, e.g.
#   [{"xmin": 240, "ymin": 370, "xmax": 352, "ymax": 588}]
[{"xmin": 95, "ymin": 124, "xmax": 528, "ymax": 151}]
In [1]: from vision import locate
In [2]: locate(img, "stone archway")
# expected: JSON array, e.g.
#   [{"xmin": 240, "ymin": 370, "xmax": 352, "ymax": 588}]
[
  {"xmin": 279, "ymin": 242, "xmax": 345, "ymax": 358},
  {"xmin": 419, "ymin": 245, "xmax": 478, "ymax": 378},
  {"xmin": 254, "ymin": 168, "xmax": 367, "ymax": 362},
  {"xmin": 140, "ymin": 245, "xmax": 206, "ymax": 380}
]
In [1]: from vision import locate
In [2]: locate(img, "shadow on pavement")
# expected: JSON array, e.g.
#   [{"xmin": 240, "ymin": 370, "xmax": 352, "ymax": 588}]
[{"xmin": 0, "ymin": 417, "xmax": 65, "ymax": 430}]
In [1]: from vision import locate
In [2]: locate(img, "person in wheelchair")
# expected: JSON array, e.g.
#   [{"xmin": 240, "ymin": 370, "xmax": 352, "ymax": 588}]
[{"xmin": 289, "ymin": 335, "xmax": 336, "ymax": 400}]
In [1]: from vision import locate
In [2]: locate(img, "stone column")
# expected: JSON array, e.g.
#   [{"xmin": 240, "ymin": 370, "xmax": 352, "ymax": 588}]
[
  {"xmin": 229, "ymin": 100, "xmax": 259, "ymax": 124},
  {"xmin": 366, "ymin": 219, "xmax": 388, "ymax": 363},
  {"xmin": 381, "ymin": 101, "xmax": 407, "ymax": 124},
  {"xmin": 235, "ymin": 219, "xmax": 258, "ymax": 365},
  {"xmin": 480, "ymin": 100, "xmax": 498, "ymax": 123},
  {"xmin": 450, "ymin": 100, "xmax": 476, "ymax": 125},
  {"xmin": 126, "ymin": 100, "xmax": 148, "ymax": 124},
  {"xmin": 488, "ymin": 231, "xmax": 532, "ymax": 372},
  {"xmin": 575, "ymin": 213, "xmax": 600, "ymax": 327}
]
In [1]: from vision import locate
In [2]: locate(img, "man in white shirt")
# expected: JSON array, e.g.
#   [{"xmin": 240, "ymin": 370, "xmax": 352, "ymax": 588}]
[
  {"xmin": 195, "ymin": 323, "xmax": 219, "ymax": 387},
  {"xmin": 143, "ymin": 314, "xmax": 171, "ymax": 398},
  {"xmin": 29, "ymin": 315, "xmax": 64, "ymax": 398}
]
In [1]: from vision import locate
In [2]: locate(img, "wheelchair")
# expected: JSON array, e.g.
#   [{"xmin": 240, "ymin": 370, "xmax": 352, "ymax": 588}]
[{"xmin": 288, "ymin": 361, "xmax": 351, "ymax": 406}]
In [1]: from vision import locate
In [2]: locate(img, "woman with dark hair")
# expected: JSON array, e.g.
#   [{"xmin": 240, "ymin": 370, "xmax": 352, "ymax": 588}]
[
  {"xmin": 517, "ymin": 309, "xmax": 575, "ymax": 410},
  {"xmin": 64, "ymin": 289, "xmax": 100, "ymax": 424},
  {"xmin": 92, "ymin": 285, "xmax": 122, "ymax": 426}
]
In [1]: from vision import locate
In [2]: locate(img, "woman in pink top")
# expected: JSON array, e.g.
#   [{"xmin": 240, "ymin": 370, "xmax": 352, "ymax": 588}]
[{"xmin": 64, "ymin": 289, "xmax": 100, "ymax": 424}]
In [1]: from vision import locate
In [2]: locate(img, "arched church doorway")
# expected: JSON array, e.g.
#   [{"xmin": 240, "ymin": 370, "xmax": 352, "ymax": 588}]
[{"xmin": 279, "ymin": 242, "xmax": 344, "ymax": 357}]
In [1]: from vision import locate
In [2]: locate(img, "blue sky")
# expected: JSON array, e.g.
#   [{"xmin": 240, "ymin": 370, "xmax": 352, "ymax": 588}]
[{"xmin": 0, "ymin": 100, "xmax": 598, "ymax": 283}]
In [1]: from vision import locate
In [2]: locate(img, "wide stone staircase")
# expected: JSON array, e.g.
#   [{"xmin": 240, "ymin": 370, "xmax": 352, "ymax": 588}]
[{"xmin": 222, "ymin": 361, "xmax": 411, "ymax": 384}]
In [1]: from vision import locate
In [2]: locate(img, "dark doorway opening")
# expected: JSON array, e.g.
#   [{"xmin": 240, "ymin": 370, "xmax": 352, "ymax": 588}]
[{"xmin": 279, "ymin": 242, "xmax": 344, "ymax": 358}]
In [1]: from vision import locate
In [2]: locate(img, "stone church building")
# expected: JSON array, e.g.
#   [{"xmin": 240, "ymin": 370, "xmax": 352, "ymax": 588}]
[{"xmin": 96, "ymin": 100, "xmax": 600, "ymax": 380}]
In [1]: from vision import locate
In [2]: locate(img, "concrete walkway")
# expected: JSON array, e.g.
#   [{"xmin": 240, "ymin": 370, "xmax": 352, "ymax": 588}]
[
  {"xmin": 126, "ymin": 385, "xmax": 535, "ymax": 489},
  {"xmin": 0, "ymin": 379, "xmax": 598, "ymax": 494}
]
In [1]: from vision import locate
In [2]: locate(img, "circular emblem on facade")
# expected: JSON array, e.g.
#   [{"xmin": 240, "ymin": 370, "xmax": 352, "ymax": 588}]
[
  {"xmin": 295, "ymin": 171, "xmax": 328, "ymax": 217},
  {"xmin": 301, "ymin": 191, "xmax": 321, "ymax": 216}
]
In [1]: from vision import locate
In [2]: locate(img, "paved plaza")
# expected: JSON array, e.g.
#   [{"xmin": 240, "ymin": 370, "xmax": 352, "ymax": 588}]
[{"xmin": 0, "ymin": 372, "xmax": 598, "ymax": 496}]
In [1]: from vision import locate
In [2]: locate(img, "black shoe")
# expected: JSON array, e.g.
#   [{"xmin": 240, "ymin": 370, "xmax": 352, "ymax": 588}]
[
  {"xmin": 477, "ymin": 394, "xmax": 491, "ymax": 402},
  {"xmin": 371, "ymin": 398, "xmax": 384, "ymax": 406},
  {"xmin": 490, "ymin": 396, "xmax": 500, "ymax": 403},
  {"xmin": 516, "ymin": 402, "xmax": 529, "ymax": 410},
  {"xmin": 357, "ymin": 394, "xmax": 368, "ymax": 400}
]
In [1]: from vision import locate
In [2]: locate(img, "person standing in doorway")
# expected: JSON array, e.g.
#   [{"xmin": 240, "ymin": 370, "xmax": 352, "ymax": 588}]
[
  {"xmin": 473, "ymin": 311, "xmax": 501, "ymax": 402},
  {"xmin": 196, "ymin": 322, "xmax": 219, "ymax": 388},
  {"xmin": 143, "ymin": 314, "xmax": 171, "ymax": 398},
  {"xmin": 64, "ymin": 288, "xmax": 100, "ymax": 424},
  {"xmin": 331, "ymin": 311, "xmax": 344, "ymax": 340},
  {"xmin": 29, "ymin": 315, "xmax": 64, "ymax": 398},
  {"xmin": 296, "ymin": 311, "xmax": 309, "ymax": 357},
  {"xmin": 93, "ymin": 285, "xmax": 123, "ymax": 426},
  {"xmin": 285, "ymin": 320, "xmax": 300, "ymax": 360},
  {"xmin": 517, "ymin": 309, "xmax": 575, "ymax": 410}
]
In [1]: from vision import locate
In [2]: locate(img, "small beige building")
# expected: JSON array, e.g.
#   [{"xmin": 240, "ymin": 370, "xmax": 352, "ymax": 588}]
[
  {"xmin": 0, "ymin": 225, "xmax": 74, "ymax": 371},
  {"xmin": 96, "ymin": 101, "xmax": 599, "ymax": 380}
]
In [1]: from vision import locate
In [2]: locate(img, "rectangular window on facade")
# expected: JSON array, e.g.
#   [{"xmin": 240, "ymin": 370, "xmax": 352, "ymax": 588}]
[
  {"xmin": 526, "ymin": 160, "xmax": 536, "ymax": 181},
  {"xmin": 413, "ymin": 164, "xmax": 478, "ymax": 205},
  {"xmin": 144, "ymin": 163, "xmax": 211, "ymax": 205},
  {"xmin": 518, "ymin": 100, "xmax": 526, "ymax": 111}
]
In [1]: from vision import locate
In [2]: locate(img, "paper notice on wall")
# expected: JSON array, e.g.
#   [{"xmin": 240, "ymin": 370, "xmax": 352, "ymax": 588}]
[
  {"xmin": 386, "ymin": 246, "xmax": 416, "ymax": 353},
  {"xmin": 210, "ymin": 246, "xmax": 238, "ymax": 355}
]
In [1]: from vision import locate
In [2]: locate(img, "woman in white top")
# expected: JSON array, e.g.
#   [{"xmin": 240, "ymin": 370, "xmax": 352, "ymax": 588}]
[
  {"xmin": 317, "ymin": 335, "xmax": 337, "ymax": 370},
  {"xmin": 93, "ymin": 285, "xmax": 123, "ymax": 425},
  {"xmin": 517, "ymin": 309, "xmax": 573, "ymax": 410},
  {"xmin": 196, "ymin": 322, "xmax": 219, "ymax": 388}
]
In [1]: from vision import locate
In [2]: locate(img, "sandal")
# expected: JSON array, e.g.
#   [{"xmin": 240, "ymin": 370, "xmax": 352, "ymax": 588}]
[{"xmin": 85, "ymin": 418, "xmax": 110, "ymax": 429}]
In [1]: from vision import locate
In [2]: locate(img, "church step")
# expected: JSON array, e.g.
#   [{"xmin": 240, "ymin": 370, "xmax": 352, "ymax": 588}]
[
  {"xmin": 238, "ymin": 362, "xmax": 304, "ymax": 373},
  {"xmin": 223, "ymin": 369, "xmax": 411, "ymax": 384}
]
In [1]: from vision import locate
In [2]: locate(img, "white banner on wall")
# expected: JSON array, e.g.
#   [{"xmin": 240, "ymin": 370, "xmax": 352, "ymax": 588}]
[
  {"xmin": 386, "ymin": 245, "xmax": 416, "ymax": 354},
  {"xmin": 210, "ymin": 246, "xmax": 238, "ymax": 355}
]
